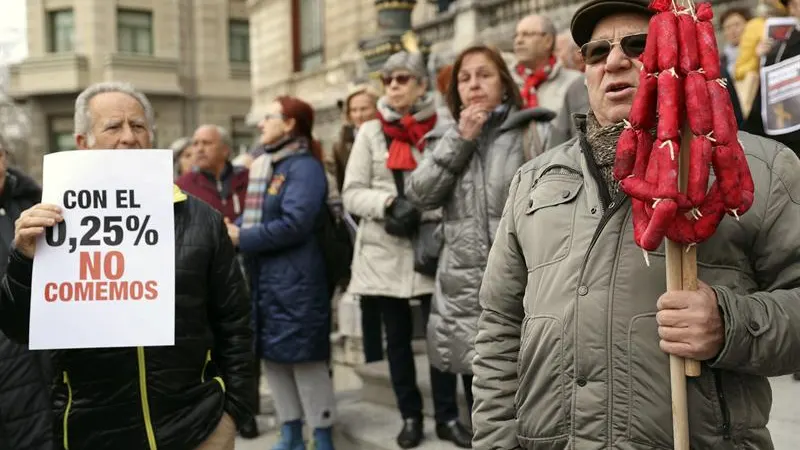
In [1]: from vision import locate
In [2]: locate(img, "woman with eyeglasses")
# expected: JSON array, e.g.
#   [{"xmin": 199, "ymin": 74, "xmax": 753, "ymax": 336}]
[
  {"xmin": 225, "ymin": 96, "xmax": 336, "ymax": 450},
  {"xmin": 341, "ymin": 51, "xmax": 472, "ymax": 449}
]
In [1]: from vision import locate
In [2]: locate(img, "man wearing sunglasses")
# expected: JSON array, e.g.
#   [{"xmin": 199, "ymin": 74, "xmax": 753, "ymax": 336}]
[
  {"xmin": 472, "ymin": 0, "xmax": 800, "ymax": 449},
  {"xmin": 512, "ymin": 14, "xmax": 589, "ymax": 157}
]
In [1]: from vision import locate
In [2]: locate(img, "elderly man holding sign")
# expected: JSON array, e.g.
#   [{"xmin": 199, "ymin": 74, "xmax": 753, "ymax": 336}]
[
  {"xmin": 0, "ymin": 81, "xmax": 254, "ymax": 450},
  {"xmin": 471, "ymin": 0, "xmax": 800, "ymax": 449}
]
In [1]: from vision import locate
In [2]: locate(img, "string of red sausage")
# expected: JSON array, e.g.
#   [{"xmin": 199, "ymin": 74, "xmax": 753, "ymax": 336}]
[{"xmin": 613, "ymin": 0, "xmax": 755, "ymax": 253}]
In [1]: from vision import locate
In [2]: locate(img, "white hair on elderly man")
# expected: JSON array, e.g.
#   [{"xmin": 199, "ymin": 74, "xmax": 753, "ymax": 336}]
[
  {"xmin": 209, "ymin": 124, "xmax": 234, "ymax": 152},
  {"xmin": 73, "ymin": 81, "xmax": 156, "ymax": 146}
]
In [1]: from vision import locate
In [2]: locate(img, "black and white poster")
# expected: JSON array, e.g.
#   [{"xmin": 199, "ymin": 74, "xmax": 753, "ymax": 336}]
[{"xmin": 761, "ymin": 54, "xmax": 800, "ymax": 135}]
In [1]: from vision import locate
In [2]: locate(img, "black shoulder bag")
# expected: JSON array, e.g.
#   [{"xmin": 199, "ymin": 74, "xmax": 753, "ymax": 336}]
[{"xmin": 390, "ymin": 169, "xmax": 442, "ymax": 277}]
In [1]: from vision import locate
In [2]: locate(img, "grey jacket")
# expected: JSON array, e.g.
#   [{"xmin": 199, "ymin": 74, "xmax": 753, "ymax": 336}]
[
  {"xmin": 405, "ymin": 107, "xmax": 527, "ymax": 374},
  {"xmin": 472, "ymin": 126, "xmax": 800, "ymax": 449}
]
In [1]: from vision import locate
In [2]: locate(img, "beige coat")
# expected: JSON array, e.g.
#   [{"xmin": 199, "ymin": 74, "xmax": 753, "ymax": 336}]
[{"xmin": 341, "ymin": 96, "xmax": 438, "ymax": 299}]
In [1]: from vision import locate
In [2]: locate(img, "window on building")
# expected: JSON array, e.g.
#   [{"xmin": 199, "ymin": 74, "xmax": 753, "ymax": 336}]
[
  {"xmin": 117, "ymin": 9, "xmax": 153, "ymax": 55},
  {"xmin": 48, "ymin": 116, "xmax": 75, "ymax": 153},
  {"xmin": 292, "ymin": 0, "xmax": 324, "ymax": 72},
  {"xmin": 231, "ymin": 117, "xmax": 253, "ymax": 155},
  {"xmin": 48, "ymin": 9, "xmax": 74, "ymax": 53},
  {"xmin": 229, "ymin": 20, "xmax": 250, "ymax": 63}
]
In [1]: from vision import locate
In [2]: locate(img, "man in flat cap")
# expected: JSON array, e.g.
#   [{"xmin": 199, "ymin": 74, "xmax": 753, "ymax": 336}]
[{"xmin": 471, "ymin": 0, "xmax": 800, "ymax": 449}]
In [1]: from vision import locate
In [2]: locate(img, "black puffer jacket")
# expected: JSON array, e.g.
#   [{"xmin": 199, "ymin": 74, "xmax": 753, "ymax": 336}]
[
  {"xmin": 0, "ymin": 168, "xmax": 53, "ymax": 450},
  {"xmin": 0, "ymin": 192, "xmax": 255, "ymax": 450}
]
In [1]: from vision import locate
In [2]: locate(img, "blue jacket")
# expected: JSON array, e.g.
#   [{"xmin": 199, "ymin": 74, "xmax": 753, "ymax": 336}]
[{"xmin": 239, "ymin": 152, "xmax": 330, "ymax": 363}]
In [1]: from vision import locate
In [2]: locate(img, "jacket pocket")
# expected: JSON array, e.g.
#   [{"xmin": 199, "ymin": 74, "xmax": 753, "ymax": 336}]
[
  {"xmin": 519, "ymin": 175, "xmax": 582, "ymax": 270},
  {"xmin": 626, "ymin": 314, "xmax": 672, "ymax": 449},
  {"xmin": 515, "ymin": 315, "xmax": 568, "ymax": 441},
  {"xmin": 62, "ymin": 371, "xmax": 73, "ymax": 450}
]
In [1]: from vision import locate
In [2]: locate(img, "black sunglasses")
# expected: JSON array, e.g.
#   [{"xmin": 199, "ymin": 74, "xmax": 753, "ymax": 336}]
[
  {"xmin": 580, "ymin": 33, "xmax": 648, "ymax": 65},
  {"xmin": 382, "ymin": 74, "xmax": 415, "ymax": 86}
]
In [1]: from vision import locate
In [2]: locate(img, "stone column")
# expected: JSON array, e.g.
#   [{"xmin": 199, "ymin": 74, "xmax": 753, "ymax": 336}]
[
  {"xmin": 452, "ymin": 0, "xmax": 480, "ymax": 52},
  {"xmin": 359, "ymin": 0, "xmax": 431, "ymax": 78}
]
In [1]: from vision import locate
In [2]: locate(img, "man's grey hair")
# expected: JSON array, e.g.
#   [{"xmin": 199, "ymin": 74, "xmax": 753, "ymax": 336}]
[
  {"xmin": 539, "ymin": 16, "xmax": 557, "ymax": 38},
  {"xmin": 521, "ymin": 14, "xmax": 558, "ymax": 53},
  {"xmin": 213, "ymin": 125, "xmax": 233, "ymax": 152},
  {"xmin": 382, "ymin": 51, "xmax": 428, "ymax": 84},
  {"xmin": 74, "ymin": 81, "xmax": 156, "ymax": 143},
  {"xmin": 540, "ymin": 16, "xmax": 557, "ymax": 53},
  {"xmin": 196, "ymin": 124, "xmax": 234, "ymax": 157}
]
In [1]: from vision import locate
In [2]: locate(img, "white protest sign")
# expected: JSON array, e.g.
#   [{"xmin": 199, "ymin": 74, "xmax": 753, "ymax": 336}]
[{"xmin": 30, "ymin": 150, "xmax": 175, "ymax": 350}]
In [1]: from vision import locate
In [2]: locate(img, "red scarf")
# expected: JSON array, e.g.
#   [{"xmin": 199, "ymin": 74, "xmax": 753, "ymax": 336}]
[
  {"xmin": 517, "ymin": 55, "xmax": 557, "ymax": 108},
  {"xmin": 378, "ymin": 112, "xmax": 437, "ymax": 171}
]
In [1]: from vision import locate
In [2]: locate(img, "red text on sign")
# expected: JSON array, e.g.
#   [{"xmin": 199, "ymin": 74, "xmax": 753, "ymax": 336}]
[
  {"xmin": 44, "ymin": 281, "xmax": 158, "ymax": 302},
  {"xmin": 44, "ymin": 251, "xmax": 158, "ymax": 302}
]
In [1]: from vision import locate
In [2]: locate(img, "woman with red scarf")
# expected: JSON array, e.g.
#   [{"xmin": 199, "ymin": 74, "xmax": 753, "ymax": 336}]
[{"xmin": 341, "ymin": 51, "xmax": 472, "ymax": 449}]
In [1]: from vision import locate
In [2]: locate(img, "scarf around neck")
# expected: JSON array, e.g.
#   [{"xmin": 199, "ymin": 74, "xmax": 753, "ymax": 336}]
[
  {"xmin": 241, "ymin": 136, "xmax": 308, "ymax": 229},
  {"xmin": 517, "ymin": 55, "xmax": 557, "ymax": 109},
  {"xmin": 584, "ymin": 111, "xmax": 625, "ymax": 199},
  {"xmin": 376, "ymin": 94, "xmax": 438, "ymax": 171}
]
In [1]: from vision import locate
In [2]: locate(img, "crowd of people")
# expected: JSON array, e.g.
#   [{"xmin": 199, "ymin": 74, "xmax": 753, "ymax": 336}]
[{"xmin": 0, "ymin": 0, "xmax": 798, "ymax": 449}]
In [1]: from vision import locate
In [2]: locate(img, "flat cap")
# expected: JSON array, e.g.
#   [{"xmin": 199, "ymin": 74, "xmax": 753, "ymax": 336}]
[{"xmin": 571, "ymin": 0, "xmax": 653, "ymax": 47}]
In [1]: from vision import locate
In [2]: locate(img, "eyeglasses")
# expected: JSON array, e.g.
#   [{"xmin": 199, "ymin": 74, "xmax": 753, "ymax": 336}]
[
  {"xmin": 580, "ymin": 33, "xmax": 648, "ymax": 65},
  {"xmin": 382, "ymin": 74, "xmax": 415, "ymax": 86},
  {"xmin": 515, "ymin": 31, "xmax": 548, "ymax": 39}
]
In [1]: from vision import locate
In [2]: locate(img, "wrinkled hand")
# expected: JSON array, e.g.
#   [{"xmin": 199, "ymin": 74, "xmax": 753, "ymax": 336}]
[
  {"xmin": 224, "ymin": 217, "xmax": 240, "ymax": 247},
  {"xmin": 14, "ymin": 204, "xmax": 63, "ymax": 259},
  {"xmin": 756, "ymin": 38, "xmax": 775, "ymax": 58},
  {"xmin": 656, "ymin": 280, "xmax": 724, "ymax": 361},
  {"xmin": 459, "ymin": 104, "xmax": 490, "ymax": 141}
]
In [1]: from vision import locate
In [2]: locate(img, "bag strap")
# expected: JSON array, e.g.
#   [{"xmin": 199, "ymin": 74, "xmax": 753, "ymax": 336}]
[{"xmin": 391, "ymin": 169, "xmax": 405, "ymax": 199}]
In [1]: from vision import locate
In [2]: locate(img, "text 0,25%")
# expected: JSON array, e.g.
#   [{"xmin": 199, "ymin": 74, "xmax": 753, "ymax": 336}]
[{"xmin": 45, "ymin": 215, "xmax": 160, "ymax": 253}]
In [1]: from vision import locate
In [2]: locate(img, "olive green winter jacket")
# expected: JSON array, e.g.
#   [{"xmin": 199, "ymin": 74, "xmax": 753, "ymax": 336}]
[{"xmin": 472, "ymin": 122, "xmax": 800, "ymax": 450}]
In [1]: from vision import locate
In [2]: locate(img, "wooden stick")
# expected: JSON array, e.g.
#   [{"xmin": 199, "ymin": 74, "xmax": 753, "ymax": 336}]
[
  {"xmin": 677, "ymin": 127, "xmax": 702, "ymax": 378},
  {"xmin": 666, "ymin": 239, "xmax": 691, "ymax": 450},
  {"xmin": 664, "ymin": 125, "xmax": 698, "ymax": 450},
  {"xmin": 670, "ymin": 353, "xmax": 691, "ymax": 450},
  {"xmin": 682, "ymin": 246, "xmax": 702, "ymax": 377}
]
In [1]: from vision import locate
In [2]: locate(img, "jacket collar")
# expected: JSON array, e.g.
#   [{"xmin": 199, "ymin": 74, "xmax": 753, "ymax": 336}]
[
  {"xmin": 376, "ymin": 93, "xmax": 437, "ymax": 123},
  {"xmin": 173, "ymin": 185, "xmax": 187, "ymax": 203}
]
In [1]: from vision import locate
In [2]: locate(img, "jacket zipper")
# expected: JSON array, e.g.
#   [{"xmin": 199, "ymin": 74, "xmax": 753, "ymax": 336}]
[
  {"xmin": 201, "ymin": 349, "xmax": 227, "ymax": 392},
  {"xmin": 713, "ymin": 369, "xmax": 732, "ymax": 439},
  {"xmin": 577, "ymin": 193, "xmax": 628, "ymax": 284},
  {"xmin": 62, "ymin": 371, "xmax": 73, "ymax": 450},
  {"xmin": 533, "ymin": 164, "xmax": 583, "ymax": 183},
  {"xmin": 137, "ymin": 347, "xmax": 158, "ymax": 450},
  {"xmin": 216, "ymin": 180, "xmax": 227, "ymax": 206}
]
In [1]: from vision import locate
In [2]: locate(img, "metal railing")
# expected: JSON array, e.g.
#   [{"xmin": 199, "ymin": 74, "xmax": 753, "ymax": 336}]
[
  {"xmin": 414, "ymin": 10, "xmax": 456, "ymax": 44},
  {"xmin": 477, "ymin": 0, "xmax": 534, "ymax": 29}
]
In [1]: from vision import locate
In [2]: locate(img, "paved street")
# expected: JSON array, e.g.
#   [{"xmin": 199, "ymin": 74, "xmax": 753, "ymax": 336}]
[{"xmin": 235, "ymin": 371, "xmax": 800, "ymax": 449}]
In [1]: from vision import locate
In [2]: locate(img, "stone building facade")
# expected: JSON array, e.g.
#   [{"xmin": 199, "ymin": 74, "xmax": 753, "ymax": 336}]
[
  {"xmin": 8, "ymin": 0, "xmax": 254, "ymax": 181},
  {"xmin": 246, "ymin": 0, "xmax": 586, "ymax": 149},
  {"xmin": 246, "ymin": 0, "xmax": 745, "ymax": 150}
]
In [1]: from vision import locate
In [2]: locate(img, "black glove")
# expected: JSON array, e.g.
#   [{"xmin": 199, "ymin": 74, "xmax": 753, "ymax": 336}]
[
  {"xmin": 384, "ymin": 197, "xmax": 420, "ymax": 237},
  {"xmin": 328, "ymin": 201, "xmax": 345, "ymax": 224}
]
